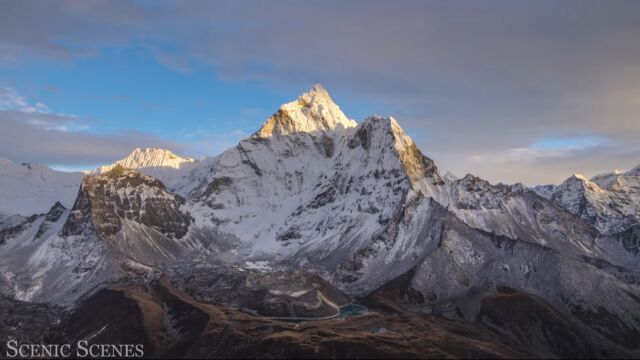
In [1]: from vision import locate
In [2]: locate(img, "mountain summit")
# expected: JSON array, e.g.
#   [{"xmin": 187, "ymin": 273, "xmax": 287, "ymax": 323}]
[
  {"xmin": 254, "ymin": 84, "xmax": 357, "ymax": 138},
  {"xmin": 96, "ymin": 147, "xmax": 193, "ymax": 173}
]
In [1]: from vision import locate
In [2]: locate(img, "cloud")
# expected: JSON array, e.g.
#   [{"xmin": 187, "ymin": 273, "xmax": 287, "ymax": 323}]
[
  {"xmin": 0, "ymin": 1, "xmax": 159, "ymax": 62},
  {"xmin": 472, "ymin": 136, "xmax": 607, "ymax": 163},
  {"xmin": 0, "ymin": 86, "xmax": 43, "ymax": 112},
  {"xmin": 0, "ymin": 86, "xmax": 85, "ymax": 131},
  {"xmin": 0, "ymin": 87, "xmax": 187, "ymax": 166}
]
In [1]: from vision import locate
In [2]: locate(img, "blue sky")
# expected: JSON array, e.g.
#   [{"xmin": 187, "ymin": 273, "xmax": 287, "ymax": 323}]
[
  {"xmin": 0, "ymin": 46, "xmax": 383, "ymax": 170},
  {"xmin": 1, "ymin": 0, "xmax": 639, "ymax": 184}
]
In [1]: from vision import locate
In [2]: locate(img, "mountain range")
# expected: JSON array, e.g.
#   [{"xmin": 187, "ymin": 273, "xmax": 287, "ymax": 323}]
[{"xmin": 1, "ymin": 85, "xmax": 639, "ymax": 358}]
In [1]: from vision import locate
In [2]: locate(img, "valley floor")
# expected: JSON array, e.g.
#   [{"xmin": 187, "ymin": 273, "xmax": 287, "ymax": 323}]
[{"xmin": 4, "ymin": 273, "xmax": 637, "ymax": 359}]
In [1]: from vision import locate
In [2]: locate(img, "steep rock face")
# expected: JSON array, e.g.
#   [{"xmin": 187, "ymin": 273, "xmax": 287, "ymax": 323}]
[
  {"xmin": 64, "ymin": 165, "xmax": 190, "ymax": 239},
  {"xmin": 62, "ymin": 165, "xmax": 194, "ymax": 266},
  {"xmin": 34, "ymin": 201, "xmax": 66, "ymax": 239},
  {"xmin": 348, "ymin": 116, "xmax": 443, "ymax": 190}
]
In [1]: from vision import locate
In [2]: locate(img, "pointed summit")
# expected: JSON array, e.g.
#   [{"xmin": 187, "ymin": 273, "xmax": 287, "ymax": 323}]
[
  {"xmin": 254, "ymin": 84, "xmax": 357, "ymax": 138},
  {"xmin": 298, "ymin": 83, "xmax": 332, "ymax": 104},
  {"xmin": 306, "ymin": 83, "xmax": 329, "ymax": 95},
  {"xmin": 350, "ymin": 115, "xmax": 443, "ymax": 188},
  {"xmin": 556, "ymin": 173, "xmax": 604, "ymax": 195}
]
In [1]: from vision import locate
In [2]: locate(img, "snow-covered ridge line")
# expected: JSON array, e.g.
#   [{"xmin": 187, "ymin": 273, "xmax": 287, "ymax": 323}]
[
  {"xmin": 0, "ymin": 159, "xmax": 84, "ymax": 216},
  {"xmin": 532, "ymin": 165, "xmax": 640, "ymax": 234},
  {"xmin": 94, "ymin": 147, "xmax": 194, "ymax": 174}
]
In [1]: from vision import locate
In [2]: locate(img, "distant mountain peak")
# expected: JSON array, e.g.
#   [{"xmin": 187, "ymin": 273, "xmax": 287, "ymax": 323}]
[
  {"xmin": 96, "ymin": 147, "xmax": 193, "ymax": 173},
  {"xmin": 254, "ymin": 84, "xmax": 357, "ymax": 138},
  {"xmin": 562, "ymin": 173, "xmax": 605, "ymax": 192}
]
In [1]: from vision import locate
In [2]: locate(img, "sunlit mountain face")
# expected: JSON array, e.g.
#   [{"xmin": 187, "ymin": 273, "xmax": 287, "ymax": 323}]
[{"xmin": 2, "ymin": 1, "xmax": 640, "ymax": 359}]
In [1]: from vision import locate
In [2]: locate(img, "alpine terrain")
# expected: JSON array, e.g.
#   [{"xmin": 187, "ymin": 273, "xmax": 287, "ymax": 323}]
[{"xmin": 1, "ymin": 85, "xmax": 639, "ymax": 358}]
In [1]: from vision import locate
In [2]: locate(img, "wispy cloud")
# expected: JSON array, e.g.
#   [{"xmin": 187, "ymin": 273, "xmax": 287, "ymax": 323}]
[
  {"xmin": 0, "ymin": 86, "xmax": 43, "ymax": 113},
  {"xmin": 0, "ymin": 86, "xmax": 86, "ymax": 132},
  {"xmin": 531, "ymin": 136, "xmax": 606, "ymax": 151},
  {"xmin": 0, "ymin": 87, "xmax": 188, "ymax": 166},
  {"xmin": 472, "ymin": 135, "xmax": 608, "ymax": 164}
]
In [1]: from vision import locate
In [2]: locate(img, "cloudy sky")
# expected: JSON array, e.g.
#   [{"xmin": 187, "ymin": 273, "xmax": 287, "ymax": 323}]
[{"xmin": 1, "ymin": 0, "xmax": 639, "ymax": 185}]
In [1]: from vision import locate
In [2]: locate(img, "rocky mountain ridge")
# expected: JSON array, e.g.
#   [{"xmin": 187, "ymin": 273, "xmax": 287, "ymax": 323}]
[{"xmin": 533, "ymin": 166, "xmax": 640, "ymax": 234}]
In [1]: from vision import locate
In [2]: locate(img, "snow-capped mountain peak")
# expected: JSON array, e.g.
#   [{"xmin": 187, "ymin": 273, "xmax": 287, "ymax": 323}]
[
  {"xmin": 254, "ymin": 84, "xmax": 357, "ymax": 138},
  {"xmin": 558, "ymin": 173, "xmax": 604, "ymax": 194},
  {"xmin": 362, "ymin": 115, "xmax": 443, "ymax": 188},
  {"xmin": 0, "ymin": 159, "xmax": 84, "ymax": 216},
  {"xmin": 96, "ymin": 147, "xmax": 193, "ymax": 173}
]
